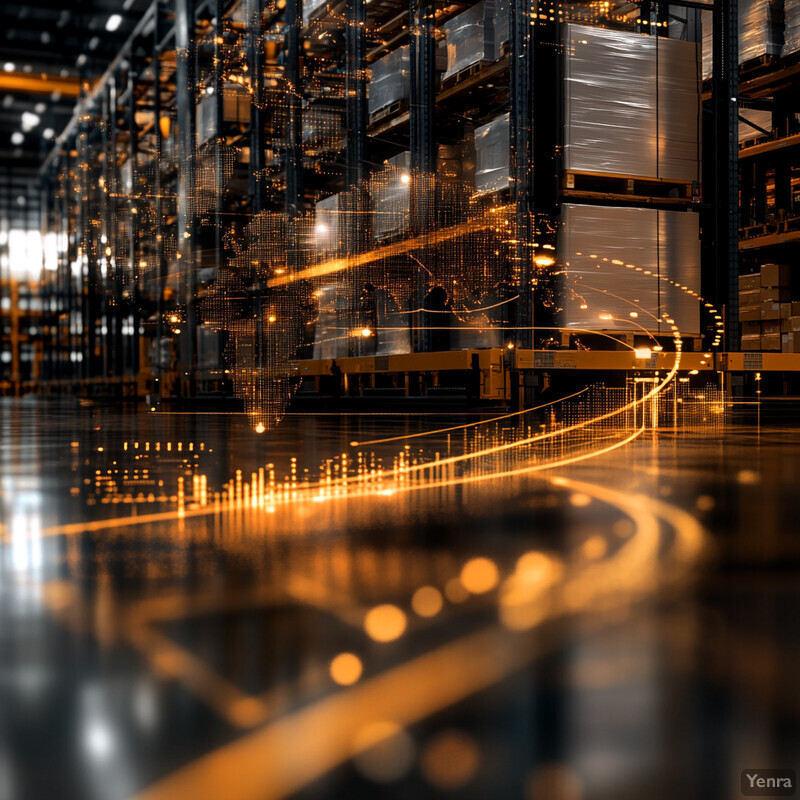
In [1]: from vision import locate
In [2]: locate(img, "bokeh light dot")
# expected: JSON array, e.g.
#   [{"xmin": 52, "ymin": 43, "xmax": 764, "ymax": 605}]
[{"xmin": 364, "ymin": 604, "xmax": 407, "ymax": 642}]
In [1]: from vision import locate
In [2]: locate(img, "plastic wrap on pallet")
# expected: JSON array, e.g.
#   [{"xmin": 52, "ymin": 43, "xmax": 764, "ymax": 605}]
[
  {"xmin": 474, "ymin": 113, "xmax": 509, "ymax": 194},
  {"xmin": 303, "ymin": 0, "xmax": 328, "ymax": 26},
  {"xmin": 443, "ymin": 0, "xmax": 496, "ymax": 80},
  {"xmin": 370, "ymin": 151, "xmax": 411, "ymax": 241},
  {"xmin": 701, "ymin": 10, "xmax": 712, "ymax": 80},
  {"xmin": 659, "ymin": 210, "xmax": 701, "ymax": 337},
  {"xmin": 120, "ymin": 159, "xmax": 133, "ymax": 194},
  {"xmin": 657, "ymin": 37, "xmax": 702, "ymax": 182},
  {"xmin": 494, "ymin": 0, "xmax": 509, "ymax": 58},
  {"xmin": 564, "ymin": 25, "xmax": 656, "ymax": 178},
  {"xmin": 784, "ymin": 0, "xmax": 800, "ymax": 54},
  {"xmin": 368, "ymin": 46, "xmax": 410, "ymax": 116},
  {"xmin": 313, "ymin": 194, "xmax": 342, "ymax": 257},
  {"xmin": 564, "ymin": 24, "xmax": 700, "ymax": 182},
  {"xmin": 740, "ymin": 0, "xmax": 784, "ymax": 63},
  {"xmin": 703, "ymin": 0, "xmax": 784, "ymax": 78},
  {"xmin": 559, "ymin": 204, "xmax": 700, "ymax": 336},
  {"xmin": 739, "ymin": 108, "xmax": 773, "ymax": 142},
  {"xmin": 196, "ymin": 93, "xmax": 216, "ymax": 145}
]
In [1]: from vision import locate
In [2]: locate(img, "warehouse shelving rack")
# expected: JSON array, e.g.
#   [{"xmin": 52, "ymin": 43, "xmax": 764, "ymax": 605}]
[{"xmin": 34, "ymin": 0, "xmax": 764, "ymax": 415}]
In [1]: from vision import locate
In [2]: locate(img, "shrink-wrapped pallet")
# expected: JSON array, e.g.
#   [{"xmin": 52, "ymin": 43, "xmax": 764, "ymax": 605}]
[
  {"xmin": 368, "ymin": 46, "xmax": 410, "ymax": 116},
  {"xmin": 564, "ymin": 24, "xmax": 700, "ymax": 182},
  {"xmin": 559, "ymin": 204, "xmax": 700, "ymax": 336},
  {"xmin": 474, "ymin": 113, "xmax": 509, "ymax": 194}
]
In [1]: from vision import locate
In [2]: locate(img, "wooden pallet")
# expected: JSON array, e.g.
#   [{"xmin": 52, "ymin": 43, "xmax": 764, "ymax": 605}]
[
  {"xmin": 739, "ymin": 52, "xmax": 783, "ymax": 80},
  {"xmin": 562, "ymin": 171, "xmax": 695, "ymax": 201},
  {"xmin": 739, "ymin": 134, "xmax": 771, "ymax": 150},
  {"xmin": 783, "ymin": 48, "xmax": 800, "ymax": 67},
  {"xmin": 440, "ymin": 60, "xmax": 489, "ymax": 91},
  {"xmin": 368, "ymin": 98, "xmax": 408, "ymax": 126},
  {"xmin": 740, "ymin": 223, "xmax": 769, "ymax": 240}
]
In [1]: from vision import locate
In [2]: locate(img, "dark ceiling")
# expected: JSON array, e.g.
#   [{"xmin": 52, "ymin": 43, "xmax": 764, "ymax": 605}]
[{"xmin": 1, "ymin": 0, "xmax": 149, "ymax": 226}]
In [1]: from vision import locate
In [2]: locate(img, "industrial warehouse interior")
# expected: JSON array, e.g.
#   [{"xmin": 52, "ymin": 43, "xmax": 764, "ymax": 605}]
[{"xmin": 1, "ymin": 0, "xmax": 800, "ymax": 797}]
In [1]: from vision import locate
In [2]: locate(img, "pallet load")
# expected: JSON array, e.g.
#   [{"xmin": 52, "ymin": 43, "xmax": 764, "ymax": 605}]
[
  {"xmin": 740, "ymin": 264, "xmax": 800, "ymax": 351},
  {"xmin": 739, "ymin": 0, "xmax": 785, "ymax": 64},
  {"xmin": 474, "ymin": 113, "xmax": 510, "ymax": 194},
  {"xmin": 368, "ymin": 46, "xmax": 410, "ymax": 119},
  {"xmin": 563, "ymin": 24, "xmax": 700, "ymax": 183},
  {"xmin": 303, "ymin": 0, "xmax": 327, "ymax": 25},
  {"xmin": 441, "ymin": 0, "xmax": 508, "ymax": 84},
  {"xmin": 313, "ymin": 193, "xmax": 343, "ymax": 257},
  {"xmin": 559, "ymin": 204, "xmax": 700, "ymax": 338},
  {"xmin": 786, "ymin": 0, "xmax": 800, "ymax": 55},
  {"xmin": 739, "ymin": 108, "xmax": 773, "ymax": 144},
  {"xmin": 739, "ymin": 272, "xmax": 762, "ymax": 350},
  {"xmin": 702, "ymin": 0, "xmax": 785, "ymax": 80},
  {"xmin": 369, "ymin": 151, "xmax": 411, "ymax": 241}
]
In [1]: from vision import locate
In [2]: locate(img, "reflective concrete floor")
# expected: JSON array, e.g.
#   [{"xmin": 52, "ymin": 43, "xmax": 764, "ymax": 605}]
[{"xmin": 1, "ymin": 398, "xmax": 799, "ymax": 800}]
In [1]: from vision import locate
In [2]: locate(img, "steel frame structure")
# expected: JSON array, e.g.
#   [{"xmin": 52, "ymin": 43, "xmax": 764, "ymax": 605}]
[{"xmin": 32, "ymin": 0, "xmax": 754, "ymax": 409}]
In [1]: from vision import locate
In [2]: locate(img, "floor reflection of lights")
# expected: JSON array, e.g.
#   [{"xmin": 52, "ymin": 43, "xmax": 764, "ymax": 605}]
[{"xmin": 4, "ymin": 392, "xmax": 800, "ymax": 800}]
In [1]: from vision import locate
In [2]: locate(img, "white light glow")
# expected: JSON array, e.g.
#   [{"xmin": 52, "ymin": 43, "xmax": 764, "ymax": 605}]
[
  {"xmin": 84, "ymin": 714, "xmax": 114, "ymax": 760},
  {"xmin": 8, "ymin": 229, "xmax": 43, "ymax": 280},
  {"xmin": 105, "ymin": 14, "xmax": 123, "ymax": 31}
]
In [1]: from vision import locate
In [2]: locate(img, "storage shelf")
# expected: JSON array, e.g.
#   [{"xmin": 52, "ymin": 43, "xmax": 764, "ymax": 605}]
[
  {"xmin": 739, "ymin": 132, "xmax": 800, "ymax": 159},
  {"xmin": 739, "ymin": 223, "xmax": 800, "ymax": 250}
]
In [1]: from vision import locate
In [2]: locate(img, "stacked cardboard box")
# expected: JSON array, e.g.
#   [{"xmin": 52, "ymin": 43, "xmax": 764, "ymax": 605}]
[
  {"xmin": 739, "ymin": 272, "xmax": 762, "ymax": 350},
  {"xmin": 740, "ymin": 264, "xmax": 800, "ymax": 351}
]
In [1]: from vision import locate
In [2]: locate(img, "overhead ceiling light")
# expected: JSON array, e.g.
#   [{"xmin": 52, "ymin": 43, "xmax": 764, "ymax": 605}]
[
  {"xmin": 34, "ymin": 102, "xmax": 46, "ymax": 114},
  {"xmin": 3, "ymin": 62, "xmax": 14, "ymax": 72},
  {"xmin": 88, "ymin": 37, "xmax": 100, "ymax": 50},
  {"xmin": 43, "ymin": 128, "xmax": 55, "ymax": 139},
  {"xmin": 105, "ymin": 14, "xmax": 123, "ymax": 32},
  {"xmin": 11, "ymin": 132, "xmax": 24, "ymax": 145},
  {"xmin": 76, "ymin": 54, "xmax": 87, "ymax": 68},
  {"xmin": 21, "ymin": 111, "xmax": 40, "ymax": 131}
]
